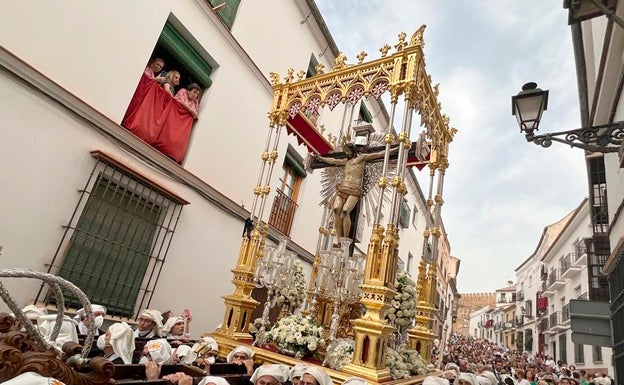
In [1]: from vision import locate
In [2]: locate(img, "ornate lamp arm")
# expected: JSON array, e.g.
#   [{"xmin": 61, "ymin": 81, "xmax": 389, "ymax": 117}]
[{"xmin": 525, "ymin": 121, "xmax": 624, "ymax": 153}]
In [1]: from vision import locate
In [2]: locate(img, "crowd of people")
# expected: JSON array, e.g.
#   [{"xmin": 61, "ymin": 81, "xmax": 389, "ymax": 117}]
[
  {"xmin": 6, "ymin": 303, "xmax": 367, "ymax": 385},
  {"xmin": 8, "ymin": 304, "xmax": 370, "ymax": 385},
  {"xmin": 144, "ymin": 56, "xmax": 202, "ymax": 119},
  {"xmin": 7, "ymin": 305, "xmax": 616, "ymax": 385},
  {"xmin": 430, "ymin": 333, "xmax": 613, "ymax": 385}
]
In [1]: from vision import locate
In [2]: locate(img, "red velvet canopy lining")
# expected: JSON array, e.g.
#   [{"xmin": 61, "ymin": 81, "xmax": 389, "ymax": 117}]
[{"xmin": 122, "ymin": 74, "xmax": 194, "ymax": 163}]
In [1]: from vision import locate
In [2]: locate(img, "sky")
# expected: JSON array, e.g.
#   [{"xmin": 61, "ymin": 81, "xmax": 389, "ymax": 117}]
[{"xmin": 315, "ymin": 1, "xmax": 588, "ymax": 293}]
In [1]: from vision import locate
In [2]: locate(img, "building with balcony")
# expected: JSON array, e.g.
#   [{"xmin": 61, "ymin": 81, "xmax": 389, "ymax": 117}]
[
  {"xmin": 469, "ymin": 305, "xmax": 494, "ymax": 340},
  {"xmin": 0, "ymin": 0, "xmax": 439, "ymax": 337},
  {"xmin": 495, "ymin": 282, "xmax": 517, "ymax": 307},
  {"xmin": 560, "ymin": 2, "xmax": 624, "ymax": 382},
  {"xmin": 515, "ymin": 198, "xmax": 612, "ymax": 374}
]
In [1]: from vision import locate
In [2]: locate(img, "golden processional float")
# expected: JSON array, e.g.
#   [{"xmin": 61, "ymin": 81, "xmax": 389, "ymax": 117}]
[{"xmin": 212, "ymin": 26, "xmax": 456, "ymax": 384}]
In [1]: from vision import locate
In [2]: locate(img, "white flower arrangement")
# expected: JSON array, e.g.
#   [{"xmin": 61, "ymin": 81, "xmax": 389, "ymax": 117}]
[
  {"xmin": 248, "ymin": 317, "xmax": 271, "ymax": 335},
  {"xmin": 265, "ymin": 314, "xmax": 325, "ymax": 359},
  {"xmin": 385, "ymin": 271, "xmax": 416, "ymax": 329},
  {"xmin": 274, "ymin": 260, "xmax": 306, "ymax": 310},
  {"xmin": 386, "ymin": 345, "xmax": 430, "ymax": 380},
  {"xmin": 324, "ymin": 338, "xmax": 354, "ymax": 370}
]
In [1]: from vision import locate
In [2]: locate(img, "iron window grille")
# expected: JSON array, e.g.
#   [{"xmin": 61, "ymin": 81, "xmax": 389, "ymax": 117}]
[{"xmin": 37, "ymin": 152, "xmax": 185, "ymax": 317}]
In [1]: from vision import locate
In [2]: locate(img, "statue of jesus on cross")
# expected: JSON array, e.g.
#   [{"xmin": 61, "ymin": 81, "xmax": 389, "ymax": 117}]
[{"xmin": 313, "ymin": 143, "xmax": 390, "ymax": 239}]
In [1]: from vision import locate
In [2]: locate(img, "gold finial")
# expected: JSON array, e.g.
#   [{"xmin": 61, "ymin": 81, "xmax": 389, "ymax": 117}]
[
  {"xmin": 409, "ymin": 25, "xmax": 427, "ymax": 47},
  {"xmin": 319, "ymin": 124, "xmax": 325, "ymax": 134},
  {"xmin": 379, "ymin": 44, "xmax": 391, "ymax": 57},
  {"xmin": 395, "ymin": 32, "xmax": 407, "ymax": 51},
  {"xmin": 297, "ymin": 70, "xmax": 306, "ymax": 81},
  {"xmin": 332, "ymin": 52, "xmax": 348, "ymax": 71},
  {"xmin": 356, "ymin": 51, "xmax": 368, "ymax": 64},
  {"xmin": 433, "ymin": 83, "xmax": 439, "ymax": 97},
  {"xmin": 284, "ymin": 68, "xmax": 294, "ymax": 83},
  {"xmin": 269, "ymin": 72, "xmax": 281, "ymax": 85},
  {"xmin": 315, "ymin": 62, "xmax": 325, "ymax": 75}
]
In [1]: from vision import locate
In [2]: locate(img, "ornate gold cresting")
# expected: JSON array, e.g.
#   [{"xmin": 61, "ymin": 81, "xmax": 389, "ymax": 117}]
[{"xmin": 218, "ymin": 25, "xmax": 456, "ymax": 383}]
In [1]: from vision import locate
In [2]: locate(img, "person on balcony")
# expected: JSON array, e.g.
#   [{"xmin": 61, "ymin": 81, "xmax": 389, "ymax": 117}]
[
  {"xmin": 175, "ymin": 83, "xmax": 202, "ymax": 119},
  {"xmin": 144, "ymin": 57, "xmax": 167, "ymax": 84},
  {"xmin": 162, "ymin": 70, "xmax": 181, "ymax": 97}
]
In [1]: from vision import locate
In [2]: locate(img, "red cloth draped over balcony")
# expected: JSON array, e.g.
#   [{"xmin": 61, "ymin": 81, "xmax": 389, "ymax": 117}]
[
  {"xmin": 122, "ymin": 74, "xmax": 194, "ymax": 163},
  {"xmin": 537, "ymin": 296, "xmax": 548, "ymax": 309}
]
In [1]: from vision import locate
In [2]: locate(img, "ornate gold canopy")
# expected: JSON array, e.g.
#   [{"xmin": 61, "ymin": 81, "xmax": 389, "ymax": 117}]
[{"xmin": 218, "ymin": 26, "xmax": 456, "ymax": 385}]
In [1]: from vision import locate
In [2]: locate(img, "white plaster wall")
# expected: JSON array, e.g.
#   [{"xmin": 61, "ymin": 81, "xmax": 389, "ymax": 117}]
[
  {"xmin": 0, "ymin": 71, "xmax": 244, "ymax": 335},
  {"xmin": 0, "ymin": 1, "xmax": 277, "ymax": 211},
  {"xmin": 233, "ymin": 0, "xmax": 334, "ymax": 82}
]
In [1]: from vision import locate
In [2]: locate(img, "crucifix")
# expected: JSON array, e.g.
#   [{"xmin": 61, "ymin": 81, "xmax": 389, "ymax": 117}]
[{"xmin": 310, "ymin": 139, "xmax": 426, "ymax": 240}]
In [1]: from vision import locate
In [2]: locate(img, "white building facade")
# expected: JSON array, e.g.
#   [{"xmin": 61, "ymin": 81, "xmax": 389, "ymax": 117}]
[{"xmin": 0, "ymin": 0, "xmax": 439, "ymax": 338}]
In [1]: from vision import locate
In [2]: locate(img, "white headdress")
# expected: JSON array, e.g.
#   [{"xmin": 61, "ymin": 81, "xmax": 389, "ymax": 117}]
[
  {"xmin": 302, "ymin": 367, "xmax": 333, "ymax": 385},
  {"xmin": 37, "ymin": 314, "xmax": 78, "ymax": 351},
  {"xmin": 96, "ymin": 322, "xmax": 134, "ymax": 364},
  {"xmin": 175, "ymin": 344, "xmax": 197, "ymax": 365},
  {"xmin": 139, "ymin": 309, "xmax": 163, "ymax": 336},
  {"xmin": 3, "ymin": 372, "xmax": 66, "ymax": 385},
  {"xmin": 21, "ymin": 304, "xmax": 48, "ymax": 321},
  {"xmin": 289, "ymin": 364, "xmax": 309, "ymax": 381},
  {"xmin": 456, "ymin": 373, "xmax": 479, "ymax": 385},
  {"xmin": 479, "ymin": 371, "xmax": 499, "ymax": 385},
  {"xmin": 250, "ymin": 364, "xmax": 290, "ymax": 384},
  {"xmin": 140, "ymin": 338, "xmax": 173, "ymax": 365},
  {"xmin": 198, "ymin": 376, "xmax": 232, "ymax": 385},
  {"xmin": 422, "ymin": 376, "xmax": 450, "ymax": 385},
  {"xmin": 226, "ymin": 345, "xmax": 254, "ymax": 363}
]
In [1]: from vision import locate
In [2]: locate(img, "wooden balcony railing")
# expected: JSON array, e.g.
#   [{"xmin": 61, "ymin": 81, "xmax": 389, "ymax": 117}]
[{"xmin": 268, "ymin": 189, "xmax": 298, "ymax": 236}]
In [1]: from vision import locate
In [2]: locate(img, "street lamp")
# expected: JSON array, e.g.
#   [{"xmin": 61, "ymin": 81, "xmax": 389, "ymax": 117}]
[
  {"xmin": 512, "ymin": 82, "xmax": 549, "ymax": 135},
  {"xmin": 512, "ymin": 82, "xmax": 624, "ymax": 153}
]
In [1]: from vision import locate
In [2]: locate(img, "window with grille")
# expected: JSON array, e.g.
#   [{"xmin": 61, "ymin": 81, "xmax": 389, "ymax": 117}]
[
  {"xmin": 399, "ymin": 199, "xmax": 411, "ymax": 229},
  {"xmin": 38, "ymin": 152, "xmax": 185, "ymax": 317},
  {"xmin": 588, "ymin": 157, "xmax": 608, "ymax": 233},
  {"xmin": 574, "ymin": 343, "xmax": 584, "ymax": 364},
  {"xmin": 592, "ymin": 345, "xmax": 602, "ymax": 362}
]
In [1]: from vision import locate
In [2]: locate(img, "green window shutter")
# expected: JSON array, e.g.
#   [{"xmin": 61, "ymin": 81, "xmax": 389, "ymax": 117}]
[
  {"xmin": 58, "ymin": 177, "xmax": 161, "ymax": 316},
  {"xmin": 285, "ymin": 147, "xmax": 307, "ymax": 178},
  {"xmin": 210, "ymin": 0, "xmax": 241, "ymax": 29},
  {"xmin": 159, "ymin": 22, "xmax": 213, "ymax": 88},
  {"xmin": 360, "ymin": 102, "xmax": 373, "ymax": 123}
]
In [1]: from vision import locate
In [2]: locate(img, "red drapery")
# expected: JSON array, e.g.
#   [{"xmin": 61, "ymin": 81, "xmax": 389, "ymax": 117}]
[{"xmin": 122, "ymin": 74, "xmax": 194, "ymax": 163}]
